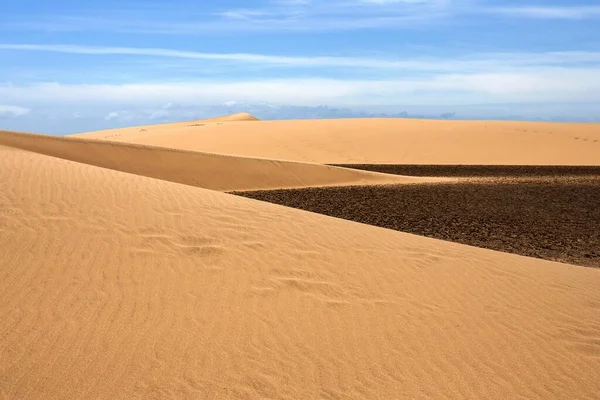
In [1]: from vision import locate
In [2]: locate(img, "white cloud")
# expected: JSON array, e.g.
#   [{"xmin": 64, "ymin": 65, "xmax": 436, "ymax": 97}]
[
  {"xmin": 104, "ymin": 111, "xmax": 134, "ymax": 121},
  {"xmin": 491, "ymin": 6, "xmax": 600, "ymax": 19},
  {"xmin": 3, "ymin": 68, "xmax": 600, "ymax": 108},
  {"xmin": 0, "ymin": 105, "xmax": 31, "ymax": 118},
  {"xmin": 220, "ymin": 10, "xmax": 268, "ymax": 20},
  {"xmin": 149, "ymin": 109, "xmax": 170, "ymax": 119},
  {"xmin": 2, "ymin": 44, "xmax": 600, "ymax": 73},
  {"xmin": 221, "ymin": 100, "xmax": 239, "ymax": 107}
]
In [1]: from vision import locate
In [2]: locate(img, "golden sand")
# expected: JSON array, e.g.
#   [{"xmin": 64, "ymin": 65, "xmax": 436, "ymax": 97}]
[
  {"xmin": 78, "ymin": 117, "xmax": 600, "ymax": 165},
  {"xmin": 1, "ymin": 115, "xmax": 600, "ymax": 399}
]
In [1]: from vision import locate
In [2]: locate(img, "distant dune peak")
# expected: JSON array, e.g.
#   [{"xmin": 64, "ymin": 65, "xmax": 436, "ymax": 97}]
[{"xmin": 206, "ymin": 112, "xmax": 260, "ymax": 122}]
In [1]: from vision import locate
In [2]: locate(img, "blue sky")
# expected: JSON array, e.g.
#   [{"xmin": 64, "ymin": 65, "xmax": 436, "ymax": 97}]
[{"xmin": 1, "ymin": 0, "xmax": 600, "ymax": 133}]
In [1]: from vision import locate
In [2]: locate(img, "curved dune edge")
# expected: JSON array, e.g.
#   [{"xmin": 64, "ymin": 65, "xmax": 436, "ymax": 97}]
[
  {"xmin": 202, "ymin": 112, "xmax": 260, "ymax": 122},
  {"xmin": 2, "ymin": 145, "xmax": 600, "ymax": 399},
  {"xmin": 77, "ymin": 118, "xmax": 600, "ymax": 165},
  {"xmin": 0, "ymin": 130, "xmax": 431, "ymax": 192}
]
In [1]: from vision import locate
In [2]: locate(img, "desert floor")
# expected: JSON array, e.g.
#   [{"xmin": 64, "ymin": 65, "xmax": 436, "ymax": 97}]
[
  {"xmin": 1, "ymin": 114, "xmax": 600, "ymax": 399},
  {"xmin": 236, "ymin": 173, "xmax": 600, "ymax": 268}
]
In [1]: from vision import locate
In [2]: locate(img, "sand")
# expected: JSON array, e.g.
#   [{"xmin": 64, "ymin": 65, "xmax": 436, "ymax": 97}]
[
  {"xmin": 77, "ymin": 117, "xmax": 600, "ymax": 165},
  {"xmin": 2, "ymin": 116, "xmax": 600, "ymax": 399},
  {"xmin": 0, "ymin": 130, "xmax": 423, "ymax": 192}
]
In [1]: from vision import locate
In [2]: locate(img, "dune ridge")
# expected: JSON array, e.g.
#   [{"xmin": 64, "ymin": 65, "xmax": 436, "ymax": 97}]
[
  {"xmin": 2, "ymin": 144, "xmax": 600, "ymax": 399},
  {"xmin": 0, "ymin": 130, "xmax": 425, "ymax": 192},
  {"xmin": 78, "ymin": 118, "xmax": 600, "ymax": 165},
  {"xmin": 71, "ymin": 112, "xmax": 259, "ymax": 143},
  {"xmin": 203, "ymin": 112, "xmax": 260, "ymax": 122}
]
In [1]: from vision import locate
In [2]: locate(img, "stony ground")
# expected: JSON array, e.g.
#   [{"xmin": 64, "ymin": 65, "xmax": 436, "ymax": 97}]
[{"xmin": 234, "ymin": 167, "xmax": 600, "ymax": 268}]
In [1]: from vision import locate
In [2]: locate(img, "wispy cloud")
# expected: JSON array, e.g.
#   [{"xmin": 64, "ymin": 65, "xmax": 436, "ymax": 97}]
[
  {"xmin": 490, "ymin": 6, "xmax": 600, "ymax": 19},
  {"xmin": 4, "ymin": 67, "xmax": 600, "ymax": 108},
  {"xmin": 4, "ymin": 0, "xmax": 455, "ymax": 34},
  {"xmin": 2, "ymin": 43, "xmax": 600, "ymax": 73},
  {"xmin": 6, "ymin": 0, "xmax": 599, "ymax": 36},
  {"xmin": 104, "ymin": 110, "xmax": 134, "ymax": 121},
  {"xmin": 4, "ymin": 1, "xmax": 600, "ymax": 35},
  {"xmin": 217, "ymin": 0, "xmax": 455, "ymax": 29},
  {"xmin": 0, "ymin": 105, "xmax": 30, "ymax": 118}
]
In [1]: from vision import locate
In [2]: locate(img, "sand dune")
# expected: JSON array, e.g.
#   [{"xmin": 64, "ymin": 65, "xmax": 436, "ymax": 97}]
[
  {"xmin": 0, "ymin": 130, "xmax": 422, "ymax": 191},
  {"xmin": 203, "ymin": 111, "xmax": 260, "ymax": 122},
  {"xmin": 1, "ymin": 143, "xmax": 600, "ymax": 399},
  {"xmin": 72, "ymin": 112, "xmax": 259, "ymax": 145},
  {"xmin": 78, "ymin": 118, "xmax": 600, "ymax": 165}
]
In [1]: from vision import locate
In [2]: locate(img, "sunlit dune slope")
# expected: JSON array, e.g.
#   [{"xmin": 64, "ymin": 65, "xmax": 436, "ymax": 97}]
[
  {"xmin": 204, "ymin": 111, "xmax": 260, "ymax": 122},
  {"xmin": 78, "ymin": 118, "xmax": 600, "ymax": 165},
  {"xmin": 1, "ymin": 145, "xmax": 600, "ymax": 399},
  {"xmin": 72, "ymin": 112, "xmax": 259, "ymax": 144},
  {"xmin": 0, "ymin": 130, "xmax": 421, "ymax": 191}
]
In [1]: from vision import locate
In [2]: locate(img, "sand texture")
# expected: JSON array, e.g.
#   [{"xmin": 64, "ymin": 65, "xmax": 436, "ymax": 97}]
[
  {"xmin": 1, "ymin": 116, "xmax": 600, "ymax": 399},
  {"xmin": 0, "ymin": 130, "xmax": 421, "ymax": 192},
  {"xmin": 78, "ymin": 118, "xmax": 600, "ymax": 165}
]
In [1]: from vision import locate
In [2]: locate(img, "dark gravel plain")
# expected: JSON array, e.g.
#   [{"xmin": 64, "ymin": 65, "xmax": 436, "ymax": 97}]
[
  {"xmin": 233, "ymin": 166, "xmax": 600, "ymax": 268},
  {"xmin": 331, "ymin": 164, "xmax": 600, "ymax": 178}
]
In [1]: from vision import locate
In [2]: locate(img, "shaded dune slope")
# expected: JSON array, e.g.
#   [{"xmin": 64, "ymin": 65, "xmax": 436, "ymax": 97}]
[
  {"xmin": 0, "ymin": 130, "xmax": 420, "ymax": 191},
  {"xmin": 77, "ymin": 118, "xmax": 600, "ymax": 165},
  {"xmin": 2, "ymin": 145, "xmax": 600, "ymax": 399}
]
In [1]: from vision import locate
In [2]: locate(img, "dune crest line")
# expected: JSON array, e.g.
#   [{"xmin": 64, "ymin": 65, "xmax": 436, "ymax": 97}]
[{"xmin": 0, "ymin": 129, "xmax": 427, "ymax": 191}]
